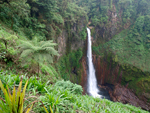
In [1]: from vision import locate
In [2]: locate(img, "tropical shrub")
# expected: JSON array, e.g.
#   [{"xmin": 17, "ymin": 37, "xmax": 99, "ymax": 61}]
[
  {"xmin": 40, "ymin": 80, "xmax": 148, "ymax": 113},
  {"xmin": 0, "ymin": 70, "xmax": 148, "ymax": 113},
  {"xmin": 54, "ymin": 80, "xmax": 83, "ymax": 95},
  {"xmin": 0, "ymin": 78, "xmax": 33, "ymax": 113}
]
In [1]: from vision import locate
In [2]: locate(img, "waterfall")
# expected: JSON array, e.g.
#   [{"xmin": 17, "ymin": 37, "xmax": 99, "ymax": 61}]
[{"xmin": 87, "ymin": 28, "xmax": 101, "ymax": 98}]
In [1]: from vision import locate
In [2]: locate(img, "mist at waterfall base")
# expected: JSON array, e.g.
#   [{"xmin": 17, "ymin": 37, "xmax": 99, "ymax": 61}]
[{"xmin": 87, "ymin": 28, "xmax": 110, "ymax": 100}]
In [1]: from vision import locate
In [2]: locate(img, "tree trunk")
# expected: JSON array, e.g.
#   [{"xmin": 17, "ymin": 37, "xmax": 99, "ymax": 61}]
[
  {"xmin": 4, "ymin": 41, "xmax": 7, "ymax": 50},
  {"xmin": 38, "ymin": 63, "xmax": 39, "ymax": 76},
  {"xmin": 11, "ymin": 15, "xmax": 14, "ymax": 29}
]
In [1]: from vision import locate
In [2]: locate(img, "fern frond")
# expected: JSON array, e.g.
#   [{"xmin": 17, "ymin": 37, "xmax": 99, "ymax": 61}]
[
  {"xmin": 40, "ymin": 40, "xmax": 53, "ymax": 45},
  {"xmin": 44, "ymin": 47, "xmax": 59, "ymax": 56},
  {"xmin": 20, "ymin": 49, "xmax": 33, "ymax": 58},
  {"xmin": 43, "ymin": 54, "xmax": 53, "ymax": 63},
  {"xmin": 41, "ymin": 41, "xmax": 57, "ymax": 48},
  {"xmin": 19, "ymin": 40, "xmax": 34, "ymax": 50}
]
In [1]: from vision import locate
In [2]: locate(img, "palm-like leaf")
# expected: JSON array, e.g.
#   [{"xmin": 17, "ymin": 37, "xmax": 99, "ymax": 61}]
[
  {"xmin": 19, "ymin": 40, "xmax": 59, "ymax": 59},
  {"xmin": 18, "ymin": 39, "xmax": 59, "ymax": 75}
]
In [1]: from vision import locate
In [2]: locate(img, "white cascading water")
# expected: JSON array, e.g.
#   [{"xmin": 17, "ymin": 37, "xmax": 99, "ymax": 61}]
[{"xmin": 87, "ymin": 28, "xmax": 101, "ymax": 98}]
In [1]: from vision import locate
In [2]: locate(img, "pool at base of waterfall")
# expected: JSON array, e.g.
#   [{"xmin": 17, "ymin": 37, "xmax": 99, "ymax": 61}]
[
  {"xmin": 87, "ymin": 28, "xmax": 111, "ymax": 100},
  {"xmin": 98, "ymin": 86, "xmax": 111, "ymax": 100}
]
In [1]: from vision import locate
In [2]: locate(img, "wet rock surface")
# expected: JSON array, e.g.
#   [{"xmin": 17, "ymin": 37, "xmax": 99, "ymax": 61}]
[
  {"xmin": 93, "ymin": 55, "xmax": 150, "ymax": 111},
  {"xmin": 98, "ymin": 86, "xmax": 111, "ymax": 100},
  {"xmin": 81, "ymin": 57, "xmax": 87, "ymax": 95},
  {"xmin": 81, "ymin": 54, "xmax": 150, "ymax": 111},
  {"xmin": 105, "ymin": 84, "xmax": 150, "ymax": 111}
]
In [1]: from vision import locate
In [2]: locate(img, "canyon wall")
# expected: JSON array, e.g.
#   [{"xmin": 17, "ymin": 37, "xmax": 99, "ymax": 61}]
[
  {"xmin": 92, "ymin": 56, "xmax": 150, "ymax": 110},
  {"xmin": 56, "ymin": 2, "xmax": 150, "ymax": 111}
]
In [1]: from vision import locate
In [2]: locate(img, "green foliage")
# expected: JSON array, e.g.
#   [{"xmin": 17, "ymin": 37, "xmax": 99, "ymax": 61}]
[
  {"xmin": 92, "ymin": 13, "xmax": 150, "ymax": 98},
  {"xmin": 40, "ymin": 80, "xmax": 147, "ymax": 113},
  {"xmin": 18, "ymin": 38, "xmax": 59, "ymax": 75},
  {"xmin": 57, "ymin": 48, "xmax": 83, "ymax": 82},
  {"xmin": 94, "ymin": 14, "xmax": 150, "ymax": 71},
  {"xmin": 55, "ymin": 80, "xmax": 83, "ymax": 95},
  {"xmin": 0, "ymin": 0, "xmax": 30, "ymax": 31},
  {"xmin": 0, "ymin": 70, "xmax": 46, "ymax": 95},
  {"xmin": 79, "ymin": 27, "xmax": 87, "ymax": 40},
  {"xmin": 0, "ymin": 34, "xmax": 18, "ymax": 63},
  {"xmin": 0, "ymin": 70, "xmax": 148, "ymax": 113},
  {"xmin": 77, "ymin": 0, "xmax": 110, "ymax": 26},
  {"xmin": 40, "ymin": 64, "xmax": 59, "ymax": 83},
  {"xmin": 19, "ymin": 39, "xmax": 59, "ymax": 64},
  {"xmin": 0, "ymin": 78, "xmax": 33, "ymax": 113},
  {"xmin": 0, "ymin": 21, "xmax": 59, "ymax": 83},
  {"xmin": 53, "ymin": 14, "xmax": 64, "ymax": 25},
  {"xmin": 0, "ymin": 1, "xmax": 150, "ymax": 112},
  {"xmin": 135, "ymin": 16, "xmax": 145, "ymax": 33},
  {"xmin": 0, "ymin": 0, "xmax": 88, "ymax": 41}
]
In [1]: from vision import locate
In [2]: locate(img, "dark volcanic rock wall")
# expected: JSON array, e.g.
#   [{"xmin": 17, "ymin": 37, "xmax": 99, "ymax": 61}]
[
  {"xmin": 93, "ymin": 55, "xmax": 122, "ymax": 85},
  {"xmin": 93, "ymin": 55, "xmax": 150, "ymax": 111},
  {"xmin": 109, "ymin": 84, "xmax": 150, "ymax": 111}
]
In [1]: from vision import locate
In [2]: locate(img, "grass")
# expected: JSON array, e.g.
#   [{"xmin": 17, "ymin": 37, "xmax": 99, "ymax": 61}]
[{"xmin": 0, "ymin": 69, "xmax": 148, "ymax": 113}]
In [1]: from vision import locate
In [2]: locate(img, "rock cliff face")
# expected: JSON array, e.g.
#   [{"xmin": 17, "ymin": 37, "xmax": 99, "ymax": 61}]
[
  {"xmin": 81, "ymin": 14, "xmax": 150, "ymax": 109},
  {"xmin": 57, "ymin": 31, "xmax": 67, "ymax": 58},
  {"xmin": 93, "ymin": 55, "xmax": 122, "ymax": 85},
  {"xmin": 81, "ymin": 56, "xmax": 87, "ymax": 95},
  {"xmin": 56, "ymin": 2, "xmax": 150, "ymax": 111},
  {"xmin": 109, "ymin": 84, "xmax": 150, "ymax": 111},
  {"xmin": 92, "ymin": 56, "xmax": 150, "ymax": 111},
  {"xmin": 85, "ymin": 3, "xmax": 150, "ymax": 110},
  {"xmin": 56, "ymin": 20, "xmax": 87, "ymax": 84},
  {"xmin": 57, "ymin": 18, "xmax": 87, "ymax": 57},
  {"xmin": 57, "ymin": 30, "xmax": 86, "ymax": 57},
  {"xmin": 91, "ymin": 4, "xmax": 131, "ymax": 46},
  {"xmin": 80, "ymin": 53, "xmax": 150, "ymax": 110}
]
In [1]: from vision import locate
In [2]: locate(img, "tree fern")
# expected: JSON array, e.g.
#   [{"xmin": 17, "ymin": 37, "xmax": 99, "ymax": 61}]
[{"xmin": 18, "ymin": 39, "xmax": 59, "ymax": 75}]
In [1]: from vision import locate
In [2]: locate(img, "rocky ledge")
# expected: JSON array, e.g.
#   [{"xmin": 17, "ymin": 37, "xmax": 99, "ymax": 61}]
[{"xmin": 101, "ymin": 84, "xmax": 150, "ymax": 111}]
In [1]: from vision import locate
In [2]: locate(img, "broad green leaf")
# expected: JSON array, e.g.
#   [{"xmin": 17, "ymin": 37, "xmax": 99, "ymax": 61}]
[
  {"xmin": 12, "ymin": 86, "xmax": 17, "ymax": 113},
  {"xmin": 50, "ymin": 106, "xmax": 53, "ymax": 113},
  {"xmin": 16, "ymin": 79, "xmax": 22, "ymax": 112}
]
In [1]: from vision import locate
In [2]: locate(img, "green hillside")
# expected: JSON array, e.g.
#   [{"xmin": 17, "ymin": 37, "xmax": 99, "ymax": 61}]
[
  {"xmin": 0, "ymin": 0, "xmax": 150, "ymax": 112},
  {"xmin": 0, "ymin": 70, "xmax": 148, "ymax": 113}
]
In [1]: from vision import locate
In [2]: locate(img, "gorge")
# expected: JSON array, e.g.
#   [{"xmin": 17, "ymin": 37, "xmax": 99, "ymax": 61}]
[
  {"xmin": 0, "ymin": 0, "xmax": 150, "ymax": 112},
  {"xmin": 85, "ymin": 27, "xmax": 150, "ymax": 110}
]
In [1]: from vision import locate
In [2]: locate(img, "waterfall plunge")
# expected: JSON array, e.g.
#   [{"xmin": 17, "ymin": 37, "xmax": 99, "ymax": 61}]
[{"xmin": 87, "ymin": 28, "xmax": 101, "ymax": 98}]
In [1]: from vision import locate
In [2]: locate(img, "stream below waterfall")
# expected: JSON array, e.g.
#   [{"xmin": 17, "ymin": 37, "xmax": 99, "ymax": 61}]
[{"xmin": 87, "ymin": 28, "xmax": 110, "ymax": 100}]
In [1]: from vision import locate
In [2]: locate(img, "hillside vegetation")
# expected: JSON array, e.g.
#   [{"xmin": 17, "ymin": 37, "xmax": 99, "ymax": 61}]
[
  {"xmin": 92, "ymin": 0, "xmax": 150, "ymax": 99},
  {"xmin": 0, "ymin": 0, "xmax": 150, "ymax": 112},
  {"xmin": 0, "ymin": 70, "xmax": 148, "ymax": 113}
]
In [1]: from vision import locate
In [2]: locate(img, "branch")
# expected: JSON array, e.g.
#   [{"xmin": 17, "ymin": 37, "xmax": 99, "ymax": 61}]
[{"xmin": 0, "ymin": 97, "xmax": 6, "ymax": 103}]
